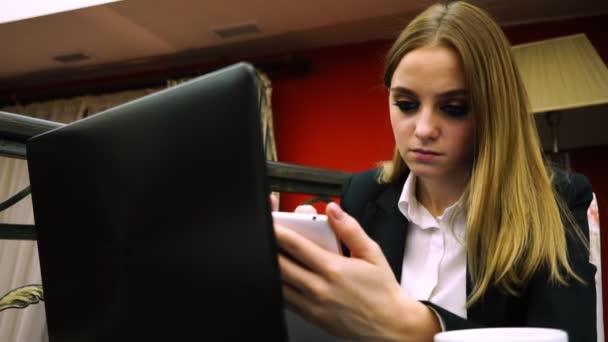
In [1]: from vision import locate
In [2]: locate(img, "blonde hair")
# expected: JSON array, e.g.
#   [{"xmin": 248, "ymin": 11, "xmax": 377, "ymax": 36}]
[{"xmin": 380, "ymin": 1, "xmax": 585, "ymax": 305}]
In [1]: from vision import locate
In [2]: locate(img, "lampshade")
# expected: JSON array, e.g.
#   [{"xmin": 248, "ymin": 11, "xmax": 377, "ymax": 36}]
[{"xmin": 512, "ymin": 34, "xmax": 608, "ymax": 151}]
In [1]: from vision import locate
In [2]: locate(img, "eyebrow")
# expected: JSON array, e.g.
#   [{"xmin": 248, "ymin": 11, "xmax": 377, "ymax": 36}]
[{"xmin": 389, "ymin": 87, "xmax": 468, "ymax": 99}]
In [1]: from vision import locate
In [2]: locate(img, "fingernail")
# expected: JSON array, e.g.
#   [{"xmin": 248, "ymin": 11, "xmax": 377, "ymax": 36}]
[{"xmin": 328, "ymin": 202, "xmax": 344, "ymax": 220}]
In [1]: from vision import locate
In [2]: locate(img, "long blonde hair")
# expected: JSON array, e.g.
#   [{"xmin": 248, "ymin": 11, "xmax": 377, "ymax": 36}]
[{"xmin": 380, "ymin": 1, "xmax": 584, "ymax": 305}]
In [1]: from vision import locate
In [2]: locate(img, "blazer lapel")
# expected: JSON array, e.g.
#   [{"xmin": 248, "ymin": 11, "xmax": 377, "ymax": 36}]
[{"xmin": 360, "ymin": 177, "xmax": 408, "ymax": 282}]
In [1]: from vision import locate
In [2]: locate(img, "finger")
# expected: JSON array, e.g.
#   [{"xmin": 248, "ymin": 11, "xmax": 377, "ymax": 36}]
[
  {"xmin": 278, "ymin": 253, "xmax": 324, "ymax": 296},
  {"xmin": 294, "ymin": 204, "xmax": 317, "ymax": 214},
  {"xmin": 269, "ymin": 193, "xmax": 279, "ymax": 211},
  {"xmin": 274, "ymin": 224, "xmax": 339, "ymax": 274},
  {"xmin": 325, "ymin": 202, "xmax": 387, "ymax": 266},
  {"xmin": 282, "ymin": 283, "xmax": 321, "ymax": 323},
  {"xmin": 283, "ymin": 285, "xmax": 341, "ymax": 339}
]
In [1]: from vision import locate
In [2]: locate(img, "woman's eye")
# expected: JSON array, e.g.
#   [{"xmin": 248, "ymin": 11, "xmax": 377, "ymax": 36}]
[
  {"xmin": 441, "ymin": 104, "xmax": 470, "ymax": 118},
  {"xmin": 394, "ymin": 100, "xmax": 419, "ymax": 113}
]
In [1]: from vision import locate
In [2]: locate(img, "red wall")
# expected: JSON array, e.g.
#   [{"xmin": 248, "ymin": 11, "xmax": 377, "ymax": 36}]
[
  {"xmin": 271, "ymin": 14, "xmax": 608, "ymax": 332},
  {"xmin": 272, "ymin": 41, "xmax": 395, "ymax": 212}
]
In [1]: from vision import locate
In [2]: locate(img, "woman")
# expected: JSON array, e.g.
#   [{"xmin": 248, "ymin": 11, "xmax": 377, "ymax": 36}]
[{"xmin": 273, "ymin": 1, "xmax": 596, "ymax": 341}]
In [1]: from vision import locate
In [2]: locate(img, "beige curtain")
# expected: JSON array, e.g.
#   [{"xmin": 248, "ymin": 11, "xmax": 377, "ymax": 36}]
[
  {"xmin": 256, "ymin": 69, "xmax": 278, "ymax": 162},
  {"xmin": 0, "ymin": 158, "xmax": 46, "ymax": 342},
  {"xmin": 254, "ymin": 69, "xmax": 281, "ymax": 206},
  {"xmin": 0, "ymin": 98, "xmax": 91, "ymax": 342},
  {"xmin": 0, "ymin": 68, "xmax": 278, "ymax": 341}
]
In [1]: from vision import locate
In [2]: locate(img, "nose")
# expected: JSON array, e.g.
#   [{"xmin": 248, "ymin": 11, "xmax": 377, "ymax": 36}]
[{"xmin": 414, "ymin": 106, "xmax": 439, "ymax": 141}]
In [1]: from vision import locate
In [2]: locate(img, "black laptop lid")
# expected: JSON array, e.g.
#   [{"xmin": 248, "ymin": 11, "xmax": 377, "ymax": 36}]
[{"xmin": 26, "ymin": 63, "xmax": 288, "ymax": 341}]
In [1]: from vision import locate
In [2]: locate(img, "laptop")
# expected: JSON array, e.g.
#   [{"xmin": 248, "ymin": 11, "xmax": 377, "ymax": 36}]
[{"xmin": 26, "ymin": 63, "xmax": 289, "ymax": 341}]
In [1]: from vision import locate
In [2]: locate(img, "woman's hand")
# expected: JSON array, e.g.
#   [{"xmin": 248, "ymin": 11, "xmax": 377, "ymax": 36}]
[{"xmin": 274, "ymin": 202, "xmax": 440, "ymax": 342}]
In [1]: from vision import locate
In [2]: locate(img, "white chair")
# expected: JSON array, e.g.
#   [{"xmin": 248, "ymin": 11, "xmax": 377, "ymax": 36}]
[{"xmin": 588, "ymin": 192, "xmax": 603, "ymax": 342}]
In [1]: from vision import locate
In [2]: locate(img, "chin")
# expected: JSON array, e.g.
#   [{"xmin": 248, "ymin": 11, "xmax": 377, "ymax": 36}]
[{"xmin": 406, "ymin": 163, "xmax": 448, "ymax": 179}]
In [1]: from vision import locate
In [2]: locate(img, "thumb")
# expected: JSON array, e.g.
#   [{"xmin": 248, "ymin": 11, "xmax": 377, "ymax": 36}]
[{"xmin": 325, "ymin": 202, "xmax": 385, "ymax": 264}]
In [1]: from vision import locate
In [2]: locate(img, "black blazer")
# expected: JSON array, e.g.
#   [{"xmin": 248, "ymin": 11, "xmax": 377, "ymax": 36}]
[{"xmin": 340, "ymin": 168, "xmax": 597, "ymax": 342}]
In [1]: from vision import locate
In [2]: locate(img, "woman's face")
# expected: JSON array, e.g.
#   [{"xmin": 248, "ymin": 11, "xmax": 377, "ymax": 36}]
[{"xmin": 389, "ymin": 45, "xmax": 474, "ymax": 182}]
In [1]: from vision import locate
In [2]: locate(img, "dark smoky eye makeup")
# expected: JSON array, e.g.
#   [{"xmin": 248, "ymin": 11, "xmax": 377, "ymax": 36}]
[
  {"xmin": 440, "ymin": 101, "xmax": 470, "ymax": 118},
  {"xmin": 392, "ymin": 99, "xmax": 419, "ymax": 113}
]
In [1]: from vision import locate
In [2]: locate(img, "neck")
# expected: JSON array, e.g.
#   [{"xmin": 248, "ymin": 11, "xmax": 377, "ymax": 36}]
[{"xmin": 415, "ymin": 175, "xmax": 467, "ymax": 217}]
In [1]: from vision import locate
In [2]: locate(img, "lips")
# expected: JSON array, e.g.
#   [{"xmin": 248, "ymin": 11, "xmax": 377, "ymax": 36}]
[{"xmin": 410, "ymin": 148, "xmax": 441, "ymax": 155}]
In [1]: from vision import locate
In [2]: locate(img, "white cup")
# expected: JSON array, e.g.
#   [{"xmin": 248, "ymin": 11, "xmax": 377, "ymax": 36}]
[{"xmin": 434, "ymin": 327, "xmax": 568, "ymax": 342}]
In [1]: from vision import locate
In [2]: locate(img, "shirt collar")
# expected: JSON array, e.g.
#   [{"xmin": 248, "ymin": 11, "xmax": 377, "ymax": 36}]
[{"xmin": 397, "ymin": 173, "xmax": 464, "ymax": 229}]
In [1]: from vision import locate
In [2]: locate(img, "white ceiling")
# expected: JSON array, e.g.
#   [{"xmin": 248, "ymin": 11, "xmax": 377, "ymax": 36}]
[{"xmin": 1, "ymin": 0, "xmax": 607, "ymax": 81}]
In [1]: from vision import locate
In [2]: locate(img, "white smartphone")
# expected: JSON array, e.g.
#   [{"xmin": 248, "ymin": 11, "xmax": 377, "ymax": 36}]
[{"xmin": 272, "ymin": 211, "xmax": 342, "ymax": 254}]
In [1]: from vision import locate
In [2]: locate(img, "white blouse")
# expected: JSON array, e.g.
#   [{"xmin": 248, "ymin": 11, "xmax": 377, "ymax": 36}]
[{"xmin": 397, "ymin": 173, "xmax": 467, "ymax": 318}]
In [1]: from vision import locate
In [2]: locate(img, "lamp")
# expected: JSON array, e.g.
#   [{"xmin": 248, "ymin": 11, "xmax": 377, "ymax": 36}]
[{"xmin": 512, "ymin": 34, "xmax": 608, "ymax": 161}]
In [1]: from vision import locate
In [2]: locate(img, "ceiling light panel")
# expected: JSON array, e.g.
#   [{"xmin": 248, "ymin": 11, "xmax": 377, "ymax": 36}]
[{"xmin": 0, "ymin": 0, "xmax": 123, "ymax": 24}]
